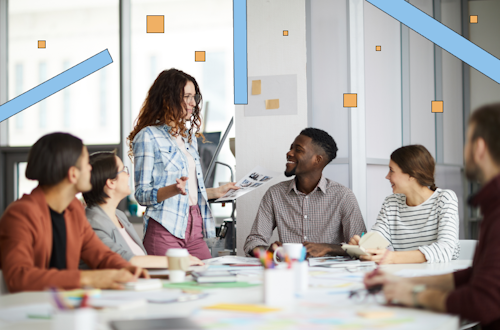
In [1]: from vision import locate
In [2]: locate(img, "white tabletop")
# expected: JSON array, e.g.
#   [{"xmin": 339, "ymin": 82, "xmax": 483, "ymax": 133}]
[{"xmin": 0, "ymin": 260, "xmax": 471, "ymax": 330}]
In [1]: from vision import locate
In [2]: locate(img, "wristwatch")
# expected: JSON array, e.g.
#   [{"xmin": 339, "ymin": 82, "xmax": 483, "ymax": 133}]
[{"xmin": 412, "ymin": 284, "xmax": 426, "ymax": 308}]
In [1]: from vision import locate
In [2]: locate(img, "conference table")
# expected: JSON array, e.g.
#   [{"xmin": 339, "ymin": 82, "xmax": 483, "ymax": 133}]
[{"xmin": 0, "ymin": 259, "xmax": 471, "ymax": 330}]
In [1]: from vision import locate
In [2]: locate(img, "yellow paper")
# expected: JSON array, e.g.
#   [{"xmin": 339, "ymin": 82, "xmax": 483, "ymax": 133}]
[
  {"xmin": 357, "ymin": 310, "xmax": 395, "ymax": 319},
  {"xmin": 251, "ymin": 80, "xmax": 261, "ymax": 95},
  {"xmin": 203, "ymin": 303, "xmax": 280, "ymax": 314},
  {"xmin": 265, "ymin": 99, "xmax": 280, "ymax": 110}
]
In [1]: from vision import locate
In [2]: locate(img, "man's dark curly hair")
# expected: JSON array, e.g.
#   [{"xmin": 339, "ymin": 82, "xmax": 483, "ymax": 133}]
[{"xmin": 300, "ymin": 128, "xmax": 338, "ymax": 164}]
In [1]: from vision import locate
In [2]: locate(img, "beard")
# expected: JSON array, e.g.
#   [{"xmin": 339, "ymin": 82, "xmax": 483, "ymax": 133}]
[
  {"xmin": 284, "ymin": 166, "xmax": 296, "ymax": 177},
  {"xmin": 465, "ymin": 150, "xmax": 484, "ymax": 183}
]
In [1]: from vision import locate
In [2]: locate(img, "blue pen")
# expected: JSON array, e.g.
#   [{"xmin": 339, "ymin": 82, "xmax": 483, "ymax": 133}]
[{"xmin": 361, "ymin": 232, "xmax": 365, "ymax": 237}]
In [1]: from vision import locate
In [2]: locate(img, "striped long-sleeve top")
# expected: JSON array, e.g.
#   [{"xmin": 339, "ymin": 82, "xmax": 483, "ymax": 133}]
[{"xmin": 371, "ymin": 188, "xmax": 460, "ymax": 263}]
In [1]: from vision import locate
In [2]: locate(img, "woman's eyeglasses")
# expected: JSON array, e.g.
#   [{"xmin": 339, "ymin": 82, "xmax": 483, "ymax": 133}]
[
  {"xmin": 184, "ymin": 94, "xmax": 202, "ymax": 105},
  {"xmin": 117, "ymin": 166, "xmax": 129, "ymax": 175}
]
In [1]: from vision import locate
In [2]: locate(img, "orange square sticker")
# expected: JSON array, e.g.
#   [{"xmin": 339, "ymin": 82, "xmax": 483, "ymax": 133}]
[
  {"xmin": 38, "ymin": 40, "xmax": 46, "ymax": 48},
  {"xmin": 431, "ymin": 101, "xmax": 444, "ymax": 113},
  {"xmin": 147, "ymin": 16, "xmax": 164, "ymax": 33},
  {"xmin": 195, "ymin": 51, "xmax": 206, "ymax": 62},
  {"xmin": 343, "ymin": 94, "xmax": 357, "ymax": 108}
]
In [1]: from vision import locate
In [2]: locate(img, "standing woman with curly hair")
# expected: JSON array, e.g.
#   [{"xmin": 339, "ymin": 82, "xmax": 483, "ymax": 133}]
[{"xmin": 128, "ymin": 69, "xmax": 238, "ymax": 260}]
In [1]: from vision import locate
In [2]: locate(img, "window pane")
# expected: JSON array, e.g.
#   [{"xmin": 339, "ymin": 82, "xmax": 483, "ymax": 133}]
[
  {"xmin": 16, "ymin": 162, "xmax": 37, "ymax": 199},
  {"xmin": 130, "ymin": 0, "xmax": 235, "ymax": 219},
  {"xmin": 8, "ymin": 0, "xmax": 120, "ymax": 146}
]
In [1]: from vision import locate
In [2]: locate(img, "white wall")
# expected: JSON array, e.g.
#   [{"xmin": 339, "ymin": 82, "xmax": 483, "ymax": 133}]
[
  {"xmin": 235, "ymin": 0, "xmax": 308, "ymax": 255},
  {"xmin": 364, "ymin": 2, "xmax": 402, "ymax": 161},
  {"xmin": 363, "ymin": 1, "xmax": 403, "ymax": 228},
  {"xmin": 309, "ymin": 0, "xmax": 349, "ymax": 161}
]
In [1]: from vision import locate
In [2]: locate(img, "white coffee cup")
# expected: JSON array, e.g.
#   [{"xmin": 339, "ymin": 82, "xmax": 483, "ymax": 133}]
[
  {"xmin": 166, "ymin": 248, "xmax": 190, "ymax": 283},
  {"xmin": 273, "ymin": 243, "xmax": 304, "ymax": 263}
]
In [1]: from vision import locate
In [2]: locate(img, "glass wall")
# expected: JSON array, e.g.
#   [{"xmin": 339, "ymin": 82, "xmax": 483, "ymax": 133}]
[
  {"xmin": 7, "ymin": 0, "xmax": 120, "ymax": 146},
  {"xmin": 4, "ymin": 0, "xmax": 235, "ymax": 221}
]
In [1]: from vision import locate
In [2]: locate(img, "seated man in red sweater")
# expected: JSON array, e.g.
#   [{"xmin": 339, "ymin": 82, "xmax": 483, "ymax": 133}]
[
  {"xmin": 364, "ymin": 103, "xmax": 500, "ymax": 329},
  {"xmin": 0, "ymin": 132, "xmax": 148, "ymax": 293}
]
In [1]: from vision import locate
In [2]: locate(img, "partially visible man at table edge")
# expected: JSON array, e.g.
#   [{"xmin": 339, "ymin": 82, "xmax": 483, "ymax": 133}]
[
  {"xmin": 0, "ymin": 133, "xmax": 148, "ymax": 293},
  {"xmin": 364, "ymin": 103, "xmax": 500, "ymax": 329},
  {"xmin": 243, "ymin": 127, "xmax": 366, "ymax": 257}
]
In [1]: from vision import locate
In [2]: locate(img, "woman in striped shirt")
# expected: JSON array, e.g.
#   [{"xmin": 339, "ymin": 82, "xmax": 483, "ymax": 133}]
[{"xmin": 350, "ymin": 145, "xmax": 460, "ymax": 263}]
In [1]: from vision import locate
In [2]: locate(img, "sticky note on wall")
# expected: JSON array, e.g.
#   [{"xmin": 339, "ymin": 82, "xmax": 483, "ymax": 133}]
[
  {"xmin": 251, "ymin": 80, "xmax": 261, "ymax": 95},
  {"xmin": 431, "ymin": 101, "xmax": 444, "ymax": 113},
  {"xmin": 265, "ymin": 99, "xmax": 280, "ymax": 109},
  {"xmin": 146, "ymin": 16, "xmax": 164, "ymax": 33},
  {"xmin": 343, "ymin": 93, "xmax": 357, "ymax": 107}
]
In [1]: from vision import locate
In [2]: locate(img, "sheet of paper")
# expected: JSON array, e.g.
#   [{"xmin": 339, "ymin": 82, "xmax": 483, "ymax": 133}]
[
  {"xmin": 0, "ymin": 303, "xmax": 53, "ymax": 323},
  {"xmin": 265, "ymin": 99, "xmax": 280, "ymax": 109},
  {"xmin": 308, "ymin": 257, "xmax": 359, "ymax": 267},
  {"xmin": 394, "ymin": 268, "xmax": 456, "ymax": 278},
  {"xmin": 204, "ymin": 256, "xmax": 261, "ymax": 265},
  {"xmin": 98, "ymin": 289, "xmax": 183, "ymax": 302},
  {"xmin": 251, "ymin": 80, "xmax": 261, "ymax": 95},
  {"xmin": 162, "ymin": 281, "xmax": 259, "ymax": 290},
  {"xmin": 215, "ymin": 166, "xmax": 280, "ymax": 202},
  {"xmin": 204, "ymin": 303, "xmax": 280, "ymax": 313},
  {"xmin": 90, "ymin": 298, "xmax": 148, "ymax": 309}
]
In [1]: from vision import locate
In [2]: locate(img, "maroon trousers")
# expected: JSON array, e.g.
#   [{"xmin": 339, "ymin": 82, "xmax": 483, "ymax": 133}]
[{"xmin": 143, "ymin": 205, "xmax": 212, "ymax": 260}]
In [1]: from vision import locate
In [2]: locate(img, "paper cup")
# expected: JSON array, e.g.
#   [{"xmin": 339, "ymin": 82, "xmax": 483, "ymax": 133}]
[{"xmin": 166, "ymin": 248, "xmax": 190, "ymax": 283}]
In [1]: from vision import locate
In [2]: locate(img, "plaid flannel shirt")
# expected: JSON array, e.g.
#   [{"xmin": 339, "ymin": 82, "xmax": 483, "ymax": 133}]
[{"xmin": 132, "ymin": 125, "xmax": 214, "ymax": 239}]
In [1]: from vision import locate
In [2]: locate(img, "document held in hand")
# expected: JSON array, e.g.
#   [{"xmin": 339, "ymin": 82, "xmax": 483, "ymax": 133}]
[{"xmin": 341, "ymin": 231, "xmax": 390, "ymax": 258}]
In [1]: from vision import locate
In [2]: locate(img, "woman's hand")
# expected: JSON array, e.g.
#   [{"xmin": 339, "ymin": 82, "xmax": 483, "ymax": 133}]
[
  {"xmin": 175, "ymin": 177, "xmax": 188, "ymax": 195},
  {"xmin": 348, "ymin": 235, "xmax": 361, "ymax": 245},
  {"xmin": 360, "ymin": 249, "xmax": 394, "ymax": 264},
  {"xmin": 189, "ymin": 255, "xmax": 205, "ymax": 266},
  {"xmin": 218, "ymin": 182, "xmax": 239, "ymax": 198},
  {"xmin": 207, "ymin": 182, "xmax": 240, "ymax": 200}
]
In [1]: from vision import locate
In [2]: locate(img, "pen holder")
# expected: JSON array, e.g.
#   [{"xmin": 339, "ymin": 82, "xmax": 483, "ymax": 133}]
[
  {"xmin": 292, "ymin": 261, "xmax": 309, "ymax": 294},
  {"xmin": 263, "ymin": 268, "xmax": 294, "ymax": 306},
  {"xmin": 51, "ymin": 308, "xmax": 96, "ymax": 330}
]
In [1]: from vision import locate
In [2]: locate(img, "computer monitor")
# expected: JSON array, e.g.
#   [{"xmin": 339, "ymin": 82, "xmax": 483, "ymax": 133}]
[{"xmin": 203, "ymin": 117, "xmax": 233, "ymax": 187}]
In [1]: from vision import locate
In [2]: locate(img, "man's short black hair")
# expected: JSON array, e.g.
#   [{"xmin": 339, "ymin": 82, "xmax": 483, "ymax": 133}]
[
  {"xmin": 300, "ymin": 128, "xmax": 338, "ymax": 164},
  {"xmin": 82, "ymin": 151, "xmax": 118, "ymax": 208},
  {"xmin": 25, "ymin": 132, "xmax": 84, "ymax": 186}
]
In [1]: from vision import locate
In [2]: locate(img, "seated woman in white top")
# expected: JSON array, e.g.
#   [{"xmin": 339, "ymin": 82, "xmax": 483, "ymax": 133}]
[
  {"xmin": 82, "ymin": 151, "xmax": 202, "ymax": 268},
  {"xmin": 349, "ymin": 145, "xmax": 460, "ymax": 264}
]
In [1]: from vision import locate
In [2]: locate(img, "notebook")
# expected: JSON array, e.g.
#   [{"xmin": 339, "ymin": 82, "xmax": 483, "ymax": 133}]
[
  {"xmin": 191, "ymin": 270, "xmax": 237, "ymax": 283},
  {"xmin": 341, "ymin": 231, "xmax": 390, "ymax": 258}
]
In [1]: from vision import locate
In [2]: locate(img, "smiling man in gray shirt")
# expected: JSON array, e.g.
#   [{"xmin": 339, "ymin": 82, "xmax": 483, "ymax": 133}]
[{"xmin": 244, "ymin": 128, "xmax": 366, "ymax": 257}]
